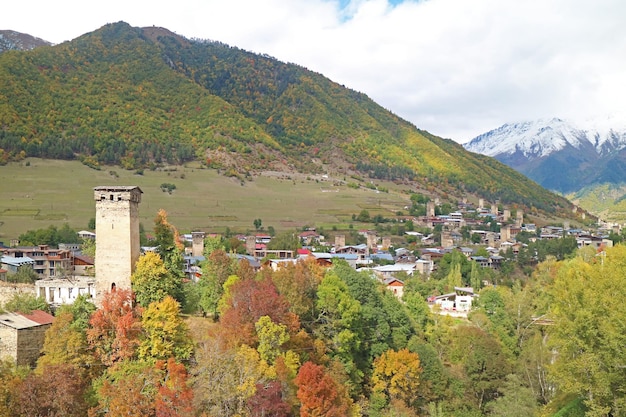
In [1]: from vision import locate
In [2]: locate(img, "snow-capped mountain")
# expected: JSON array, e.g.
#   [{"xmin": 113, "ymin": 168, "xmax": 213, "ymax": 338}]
[
  {"xmin": 464, "ymin": 117, "xmax": 626, "ymax": 193},
  {"xmin": 0, "ymin": 30, "xmax": 51, "ymax": 53}
]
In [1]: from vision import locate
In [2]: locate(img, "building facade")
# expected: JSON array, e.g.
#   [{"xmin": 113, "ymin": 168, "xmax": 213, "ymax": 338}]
[
  {"xmin": 1, "ymin": 245, "xmax": 71, "ymax": 279},
  {"xmin": 94, "ymin": 186, "xmax": 142, "ymax": 304}
]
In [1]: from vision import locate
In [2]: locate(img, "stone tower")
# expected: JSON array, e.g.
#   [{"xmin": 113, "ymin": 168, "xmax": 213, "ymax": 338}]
[
  {"xmin": 367, "ymin": 232, "xmax": 378, "ymax": 252},
  {"xmin": 192, "ymin": 231, "xmax": 206, "ymax": 257},
  {"xmin": 246, "ymin": 235, "xmax": 257, "ymax": 256},
  {"xmin": 94, "ymin": 186, "xmax": 142, "ymax": 304},
  {"xmin": 426, "ymin": 201, "xmax": 435, "ymax": 217}
]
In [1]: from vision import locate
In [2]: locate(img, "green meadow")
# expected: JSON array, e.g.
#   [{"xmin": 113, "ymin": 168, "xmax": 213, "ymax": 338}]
[{"xmin": 0, "ymin": 159, "xmax": 413, "ymax": 242}]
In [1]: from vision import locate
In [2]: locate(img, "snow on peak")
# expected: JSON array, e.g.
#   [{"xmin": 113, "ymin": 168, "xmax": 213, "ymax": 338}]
[{"xmin": 464, "ymin": 116, "xmax": 626, "ymax": 159}]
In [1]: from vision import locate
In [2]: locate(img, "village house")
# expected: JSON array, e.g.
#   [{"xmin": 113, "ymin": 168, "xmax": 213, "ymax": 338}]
[
  {"xmin": 428, "ymin": 287, "xmax": 477, "ymax": 317},
  {"xmin": 1, "ymin": 255, "xmax": 35, "ymax": 275},
  {"xmin": 334, "ymin": 244, "xmax": 370, "ymax": 265},
  {"xmin": 298, "ymin": 230, "xmax": 323, "ymax": 245},
  {"xmin": 383, "ymin": 277, "xmax": 404, "ymax": 299},
  {"xmin": 0, "ymin": 309, "xmax": 54, "ymax": 367},
  {"xmin": 1, "ymin": 245, "xmax": 72, "ymax": 279}
]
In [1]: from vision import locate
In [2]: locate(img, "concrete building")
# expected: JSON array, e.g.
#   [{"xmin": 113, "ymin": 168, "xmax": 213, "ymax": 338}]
[
  {"xmin": 36, "ymin": 276, "xmax": 96, "ymax": 307},
  {"xmin": 93, "ymin": 186, "xmax": 143, "ymax": 304}
]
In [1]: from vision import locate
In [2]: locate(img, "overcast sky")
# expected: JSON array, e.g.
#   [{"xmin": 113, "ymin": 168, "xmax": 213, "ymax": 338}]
[{"xmin": 3, "ymin": 0, "xmax": 625, "ymax": 143}]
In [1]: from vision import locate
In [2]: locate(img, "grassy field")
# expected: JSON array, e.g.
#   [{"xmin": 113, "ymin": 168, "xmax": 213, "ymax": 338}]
[{"xmin": 0, "ymin": 158, "xmax": 414, "ymax": 242}]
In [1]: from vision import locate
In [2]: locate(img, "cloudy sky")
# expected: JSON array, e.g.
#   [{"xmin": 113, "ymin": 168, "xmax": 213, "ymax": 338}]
[{"xmin": 3, "ymin": 0, "xmax": 625, "ymax": 143}]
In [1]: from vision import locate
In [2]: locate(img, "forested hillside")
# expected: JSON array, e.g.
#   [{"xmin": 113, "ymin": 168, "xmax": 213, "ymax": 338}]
[{"xmin": 0, "ymin": 22, "xmax": 575, "ymax": 217}]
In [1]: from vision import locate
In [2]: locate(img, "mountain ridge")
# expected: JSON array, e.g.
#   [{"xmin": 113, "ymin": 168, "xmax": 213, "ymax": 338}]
[
  {"xmin": 464, "ymin": 117, "xmax": 626, "ymax": 193},
  {"xmin": 0, "ymin": 30, "xmax": 52, "ymax": 52},
  {"xmin": 0, "ymin": 21, "xmax": 577, "ymax": 218}
]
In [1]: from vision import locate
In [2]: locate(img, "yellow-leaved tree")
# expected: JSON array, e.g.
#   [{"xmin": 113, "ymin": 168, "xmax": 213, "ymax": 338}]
[
  {"xmin": 138, "ymin": 296, "xmax": 194, "ymax": 363},
  {"xmin": 371, "ymin": 348, "xmax": 422, "ymax": 411}
]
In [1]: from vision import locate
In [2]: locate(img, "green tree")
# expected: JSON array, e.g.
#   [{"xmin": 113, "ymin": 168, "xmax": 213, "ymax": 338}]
[
  {"xmin": 253, "ymin": 218, "xmax": 263, "ymax": 230},
  {"xmin": 315, "ymin": 271, "xmax": 364, "ymax": 391},
  {"xmin": 486, "ymin": 374, "xmax": 538, "ymax": 416},
  {"xmin": 153, "ymin": 209, "xmax": 185, "ymax": 302},
  {"xmin": 266, "ymin": 230, "xmax": 301, "ymax": 252},
  {"xmin": 549, "ymin": 246, "xmax": 626, "ymax": 416},
  {"xmin": 356, "ymin": 209, "xmax": 370, "ymax": 222},
  {"xmin": 6, "ymin": 266, "xmax": 38, "ymax": 284},
  {"xmin": 3, "ymin": 293, "xmax": 49, "ymax": 313},
  {"xmin": 198, "ymin": 249, "xmax": 234, "ymax": 319}
]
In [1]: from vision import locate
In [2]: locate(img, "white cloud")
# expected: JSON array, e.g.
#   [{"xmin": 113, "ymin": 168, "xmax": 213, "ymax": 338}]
[{"xmin": 2, "ymin": 0, "xmax": 626, "ymax": 142}]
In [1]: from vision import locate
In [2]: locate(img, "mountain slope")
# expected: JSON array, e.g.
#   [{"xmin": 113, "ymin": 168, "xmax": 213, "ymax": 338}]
[
  {"xmin": 0, "ymin": 22, "xmax": 575, "ymax": 217},
  {"xmin": 0, "ymin": 30, "xmax": 51, "ymax": 52},
  {"xmin": 464, "ymin": 117, "xmax": 626, "ymax": 193}
]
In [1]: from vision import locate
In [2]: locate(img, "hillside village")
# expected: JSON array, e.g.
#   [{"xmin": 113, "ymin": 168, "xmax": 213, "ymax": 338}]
[{"xmin": 0, "ymin": 185, "xmax": 616, "ymax": 367}]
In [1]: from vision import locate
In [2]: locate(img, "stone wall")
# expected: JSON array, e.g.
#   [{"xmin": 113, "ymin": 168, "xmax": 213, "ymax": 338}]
[
  {"xmin": 17, "ymin": 324, "xmax": 51, "ymax": 367},
  {"xmin": 0, "ymin": 283, "xmax": 36, "ymax": 308},
  {"xmin": 0, "ymin": 325, "xmax": 18, "ymax": 363}
]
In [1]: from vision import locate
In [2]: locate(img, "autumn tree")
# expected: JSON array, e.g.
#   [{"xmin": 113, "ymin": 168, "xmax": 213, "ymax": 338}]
[
  {"xmin": 15, "ymin": 363, "xmax": 90, "ymax": 417},
  {"xmin": 132, "ymin": 251, "xmax": 181, "ymax": 308},
  {"xmin": 271, "ymin": 258, "xmax": 323, "ymax": 324},
  {"xmin": 87, "ymin": 289, "xmax": 143, "ymax": 367},
  {"xmin": 192, "ymin": 339, "xmax": 269, "ymax": 417},
  {"xmin": 0, "ymin": 359, "xmax": 25, "ymax": 417},
  {"xmin": 138, "ymin": 296, "xmax": 194, "ymax": 363},
  {"xmin": 219, "ymin": 276, "xmax": 299, "ymax": 348},
  {"xmin": 370, "ymin": 348, "xmax": 422, "ymax": 410},
  {"xmin": 247, "ymin": 380, "xmax": 292, "ymax": 417},
  {"xmin": 255, "ymin": 315, "xmax": 290, "ymax": 365},
  {"xmin": 295, "ymin": 361, "xmax": 353, "ymax": 417},
  {"xmin": 154, "ymin": 358, "xmax": 194, "ymax": 417},
  {"xmin": 36, "ymin": 311, "xmax": 98, "ymax": 379},
  {"xmin": 90, "ymin": 360, "xmax": 159, "ymax": 417}
]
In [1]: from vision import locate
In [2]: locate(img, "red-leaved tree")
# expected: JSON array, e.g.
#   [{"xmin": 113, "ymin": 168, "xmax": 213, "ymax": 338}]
[
  {"xmin": 155, "ymin": 358, "xmax": 194, "ymax": 417},
  {"xmin": 247, "ymin": 381, "xmax": 292, "ymax": 417},
  {"xmin": 295, "ymin": 361, "xmax": 351, "ymax": 417},
  {"xmin": 219, "ymin": 277, "xmax": 300, "ymax": 347},
  {"xmin": 86, "ymin": 289, "xmax": 143, "ymax": 366}
]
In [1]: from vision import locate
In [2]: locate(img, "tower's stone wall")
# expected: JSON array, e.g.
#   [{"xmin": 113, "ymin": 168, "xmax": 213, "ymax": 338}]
[
  {"xmin": 192, "ymin": 231, "xmax": 205, "ymax": 257},
  {"xmin": 94, "ymin": 186, "xmax": 142, "ymax": 304}
]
